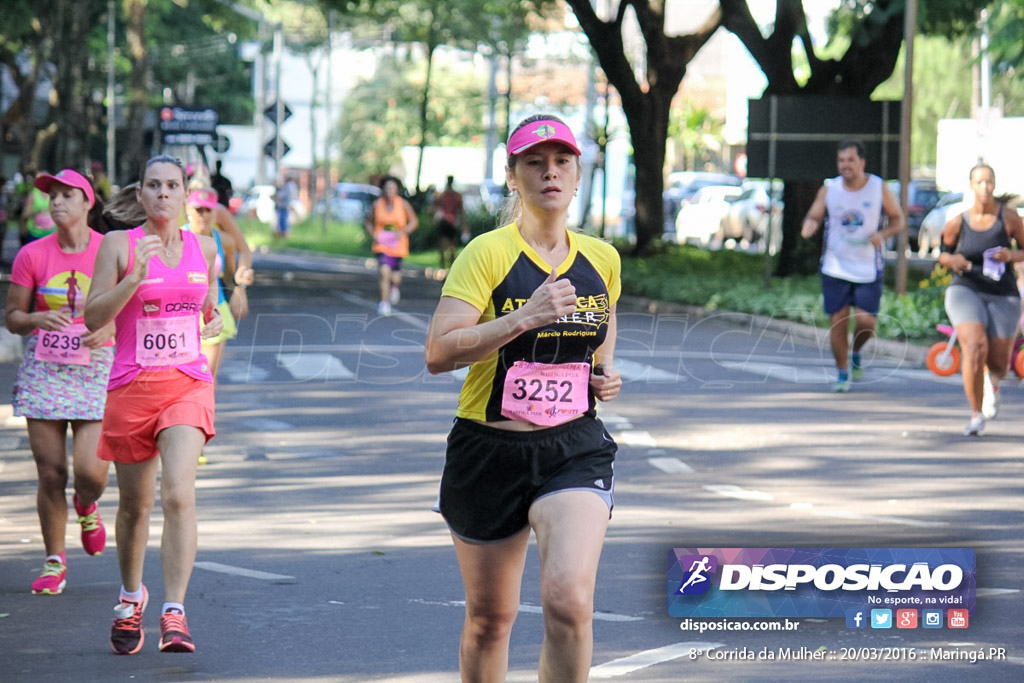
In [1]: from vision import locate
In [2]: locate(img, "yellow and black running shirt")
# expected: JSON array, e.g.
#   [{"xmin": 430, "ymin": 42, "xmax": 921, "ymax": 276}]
[{"xmin": 441, "ymin": 223, "xmax": 621, "ymax": 422}]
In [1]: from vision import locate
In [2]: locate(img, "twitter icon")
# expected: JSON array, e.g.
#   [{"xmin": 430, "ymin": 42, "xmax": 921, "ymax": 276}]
[{"xmin": 870, "ymin": 609, "xmax": 892, "ymax": 629}]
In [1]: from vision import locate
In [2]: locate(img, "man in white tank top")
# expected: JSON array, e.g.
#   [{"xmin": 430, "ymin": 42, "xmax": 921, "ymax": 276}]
[{"xmin": 801, "ymin": 140, "xmax": 905, "ymax": 392}]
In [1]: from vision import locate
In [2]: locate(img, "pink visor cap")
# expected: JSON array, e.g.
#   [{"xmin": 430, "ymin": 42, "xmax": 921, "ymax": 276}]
[
  {"xmin": 34, "ymin": 169, "xmax": 95, "ymax": 208},
  {"xmin": 188, "ymin": 189, "xmax": 218, "ymax": 210},
  {"xmin": 507, "ymin": 119, "xmax": 581, "ymax": 156}
]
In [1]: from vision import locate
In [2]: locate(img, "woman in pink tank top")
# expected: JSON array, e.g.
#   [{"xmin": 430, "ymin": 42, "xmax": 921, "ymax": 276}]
[
  {"xmin": 85, "ymin": 155, "xmax": 223, "ymax": 655},
  {"xmin": 5, "ymin": 168, "xmax": 114, "ymax": 595}
]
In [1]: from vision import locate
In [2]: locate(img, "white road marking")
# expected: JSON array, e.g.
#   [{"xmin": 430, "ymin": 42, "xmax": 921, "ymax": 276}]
[
  {"xmin": 614, "ymin": 358, "xmax": 680, "ymax": 382},
  {"xmin": 809, "ymin": 509, "xmax": 949, "ymax": 527},
  {"xmin": 240, "ymin": 418, "xmax": 294, "ymax": 431},
  {"xmin": 597, "ymin": 411, "xmax": 633, "ymax": 429},
  {"xmin": 193, "ymin": 561, "xmax": 294, "ymax": 581},
  {"xmin": 590, "ymin": 642, "xmax": 725, "ymax": 678},
  {"xmin": 719, "ymin": 360, "xmax": 828, "ymax": 384},
  {"xmin": 617, "ymin": 431, "xmax": 657, "ymax": 447},
  {"xmin": 648, "ymin": 457, "xmax": 695, "ymax": 474},
  {"xmin": 277, "ymin": 352, "xmax": 355, "ymax": 380},
  {"xmin": 407, "ymin": 599, "xmax": 641, "ymax": 622},
  {"xmin": 703, "ymin": 484, "xmax": 774, "ymax": 501},
  {"xmin": 976, "ymin": 587, "xmax": 1020, "ymax": 597}
]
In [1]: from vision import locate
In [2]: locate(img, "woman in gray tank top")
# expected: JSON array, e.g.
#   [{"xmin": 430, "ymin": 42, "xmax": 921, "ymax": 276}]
[{"xmin": 938, "ymin": 163, "xmax": 1024, "ymax": 436}]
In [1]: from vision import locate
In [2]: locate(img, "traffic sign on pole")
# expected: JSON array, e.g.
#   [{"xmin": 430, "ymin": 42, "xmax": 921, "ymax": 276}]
[
  {"xmin": 263, "ymin": 137, "xmax": 291, "ymax": 159},
  {"xmin": 263, "ymin": 101, "xmax": 293, "ymax": 125}
]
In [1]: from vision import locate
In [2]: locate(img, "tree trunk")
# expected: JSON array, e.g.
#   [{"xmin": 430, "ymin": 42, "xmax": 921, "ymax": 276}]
[
  {"xmin": 53, "ymin": 0, "xmax": 91, "ymax": 168},
  {"xmin": 414, "ymin": 39, "xmax": 436, "ymax": 196},
  {"xmin": 622, "ymin": 98, "xmax": 669, "ymax": 254},
  {"xmin": 775, "ymin": 180, "xmax": 822, "ymax": 277},
  {"xmin": 122, "ymin": 0, "xmax": 148, "ymax": 179}
]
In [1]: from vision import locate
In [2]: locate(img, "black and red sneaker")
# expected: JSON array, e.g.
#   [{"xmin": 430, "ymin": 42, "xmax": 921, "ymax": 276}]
[
  {"xmin": 159, "ymin": 609, "xmax": 195, "ymax": 653},
  {"xmin": 110, "ymin": 586, "xmax": 148, "ymax": 655}
]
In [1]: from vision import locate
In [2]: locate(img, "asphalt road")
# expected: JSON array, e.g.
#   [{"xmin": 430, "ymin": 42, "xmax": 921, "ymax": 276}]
[{"xmin": 1, "ymin": 250, "xmax": 1021, "ymax": 682}]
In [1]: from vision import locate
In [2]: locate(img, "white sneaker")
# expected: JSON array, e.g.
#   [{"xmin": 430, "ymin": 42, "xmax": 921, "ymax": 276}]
[
  {"xmin": 389, "ymin": 286, "xmax": 400, "ymax": 305},
  {"xmin": 377, "ymin": 301, "xmax": 392, "ymax": 316},
  {"xmin": 964, "ymin": 413, "xmax": 985, "ymax": 436},
  {"xmin": 982, "ymin": 373, "xmax": 999, "ymax": 419}
]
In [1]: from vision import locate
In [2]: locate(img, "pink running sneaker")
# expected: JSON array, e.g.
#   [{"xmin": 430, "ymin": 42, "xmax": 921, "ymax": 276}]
[
  {"xmin": 110, "ymin": 586, "xmax": 148, "ymax": 655},
  {"xmin": 73, "ymin": 493, "xmax": 106, "ymax": 556},
  {"xmin": 31, "ymin": 556, "xmax": 67, "ymax": 595},
  {"xmin": 159, "ymin": 609, "xmax": 195, "ymax": 653}
]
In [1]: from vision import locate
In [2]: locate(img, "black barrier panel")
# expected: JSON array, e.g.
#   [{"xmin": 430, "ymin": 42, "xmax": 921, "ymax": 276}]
[{"xmin": 747, "ymin": 96, "xmax": 901, "ymax": 182}]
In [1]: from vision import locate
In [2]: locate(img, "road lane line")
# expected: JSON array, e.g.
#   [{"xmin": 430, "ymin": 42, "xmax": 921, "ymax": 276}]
[
  {"xmin": 277, "ymin": 352, "xmax": 355, "ymax": 380},
  {"xmin": 614, "ymin": 358, "xmax": 681, "ymax": 382},
  {"xmin": 617, "ymin": 431, "xmax": 657, "ymax": 447},
  {"xmin": 703, "ymin": 484, "xmax": 774, "ymax": 501},
  {"xmin": 193, "ymin": 561, "xmax": 294, "ymax": 581},
  {"xmin": 809, "ymin": 509, "xmax": 949, "ymax": 527},
  {"xmin": 976, "ymin": 587, "xmax": 1020, "ymax": 597},
  {"xmin": 589, "ymin": 642, "xmax": 725, "ymax": 678},
  {"xmin": 648, "ymin": 457, "xmax": 695, "ymax": 474}
]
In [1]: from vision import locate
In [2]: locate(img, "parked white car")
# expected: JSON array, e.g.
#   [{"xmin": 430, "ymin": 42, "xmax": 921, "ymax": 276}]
[
  {"xmin": 670, "ymin": 185, "xmax": 743, "ymax": 246},
  {"xmin": 918, "ymin": 192, "xmax": 966, "ymax": 256},
  {"xmin": 240, "ymin": 184, "xmax": 307, "ymax": 228},
  {"xmin": 918, "ymin": 191, "xmax": 1024, "ymax": 257},
  {"xmin": 718, "ymin": 182, "xmax": 784, "ymax": 252}
]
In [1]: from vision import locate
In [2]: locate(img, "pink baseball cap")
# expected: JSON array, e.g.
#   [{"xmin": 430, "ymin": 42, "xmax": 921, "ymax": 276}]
[
  {"xmin": 34, "ymin": 169, "xmax": 95, "ymax": 208},
  {"xmin": 188, "ymin": 189, "xmax": 218, "ymax": 210},
  {"xmin": 507, "ymin": 119, "xmax": 581, "ymax": 157}
]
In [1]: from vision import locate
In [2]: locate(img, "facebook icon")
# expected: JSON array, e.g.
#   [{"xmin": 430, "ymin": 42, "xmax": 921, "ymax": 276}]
[{"xmin": 846, "ymin": 608, "xmax": 866, "ymax": 629}]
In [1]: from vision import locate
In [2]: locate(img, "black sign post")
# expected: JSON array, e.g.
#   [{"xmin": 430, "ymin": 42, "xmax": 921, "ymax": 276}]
[{"xmin": 746, "ymin": 96, "xmax": 902, "ymax": 284}]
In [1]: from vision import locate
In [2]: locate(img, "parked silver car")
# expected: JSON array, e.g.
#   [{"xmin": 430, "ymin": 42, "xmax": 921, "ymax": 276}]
[{"xmin": 718, "ymin": 182, "xmax": 783, "ymax": 250}]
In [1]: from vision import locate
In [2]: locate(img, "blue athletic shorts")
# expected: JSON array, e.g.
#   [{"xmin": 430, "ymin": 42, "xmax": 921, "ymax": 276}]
[
  {"xmin": 437, "ymin": 417, "xmax": 616, "ymax": 542},
  {"xmin": 821, "ymin": 272, "xmax": 883, "ymax": 316}
]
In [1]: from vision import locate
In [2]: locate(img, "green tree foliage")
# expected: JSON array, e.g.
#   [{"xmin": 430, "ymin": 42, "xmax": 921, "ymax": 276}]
[
  {"xmin": 986, "ymin": 1, "xmax": 1024, "ymax": 72},
  {"xmin": 335, "ymin": 56, "xmax": 485, "ymax": 183},
  {"xmin": 565, "ymin": 0, "xmax": 720, "ymax": 254},
  {"xmin": 321, "ymin": 0, "xmax": 557, "ymax": 192},
  {"xmin": 873, "ymin": 33, "xmax": 1024, "ymax": 170},
  {"xmin": 0, "ymin": 0, "xmax": 255, "ymax": 178}
]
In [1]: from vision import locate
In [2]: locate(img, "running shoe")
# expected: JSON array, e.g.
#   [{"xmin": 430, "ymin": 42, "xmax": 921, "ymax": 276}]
[
  {"xmin": 964, "ymin": 414, "xmax": 985, "ymax": 437},
  {"xmin": 110, "ymin": 585, "xmax": 148, "ymax": 655},
  {"xmin": 31, "ymin": 557, "xmax": 67, "ymax": 595},
  {"xmin": 73, "ymin": 493, "xmax": 106, "ymax": 556},
  {"xmin": 982, "ymin": 373, "xmax": 999, "ymax": 419},
  {"xmin": 851, "ymin": 356, "xmax": 864, "ymax": 380},
  {"xmin": 159, "ymin": 609, "xmax": 195, "ymax": 653},
  {"xmin": 390, "ymin": 285, "xmax": 401, "ymax": 305},
  {"xmin": 377, "ymin": 300, "xmax": 392, "ymax": 316},
  {"xmin": 832, "ymin": 378, "xmax": 852, "ymax": 393}
]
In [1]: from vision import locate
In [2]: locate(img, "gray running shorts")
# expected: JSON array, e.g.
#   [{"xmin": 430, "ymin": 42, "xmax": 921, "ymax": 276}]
[{"xmin": 944, "ymin": 285, "xmax": 1021, "ymax": 339}]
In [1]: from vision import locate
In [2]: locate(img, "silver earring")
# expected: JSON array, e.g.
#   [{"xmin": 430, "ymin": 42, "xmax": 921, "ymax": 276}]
[{"xmin": 574, "ymin": 188, "xmax": 579, "ymax": 196}]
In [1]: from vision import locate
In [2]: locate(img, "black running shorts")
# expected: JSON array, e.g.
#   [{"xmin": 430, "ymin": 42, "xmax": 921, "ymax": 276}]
[{"xmin": 438, "ymin": 416, "xmax": 616, "ymax": 542}]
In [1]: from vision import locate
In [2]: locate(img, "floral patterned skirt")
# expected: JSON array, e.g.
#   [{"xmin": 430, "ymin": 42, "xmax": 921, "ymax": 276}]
[{"xmin": 11, "ymin": 335, "xmax": 114, "ymax": 421}]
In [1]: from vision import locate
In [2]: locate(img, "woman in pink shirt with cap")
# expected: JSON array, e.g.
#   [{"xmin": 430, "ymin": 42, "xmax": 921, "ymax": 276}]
[
  {"xmin": 86, "ymin": 154, "xmax": 223, "ymax": 655},
  {"xmin": 5, "ymin": 169, "xmax": 115, "ymax": 595}
]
